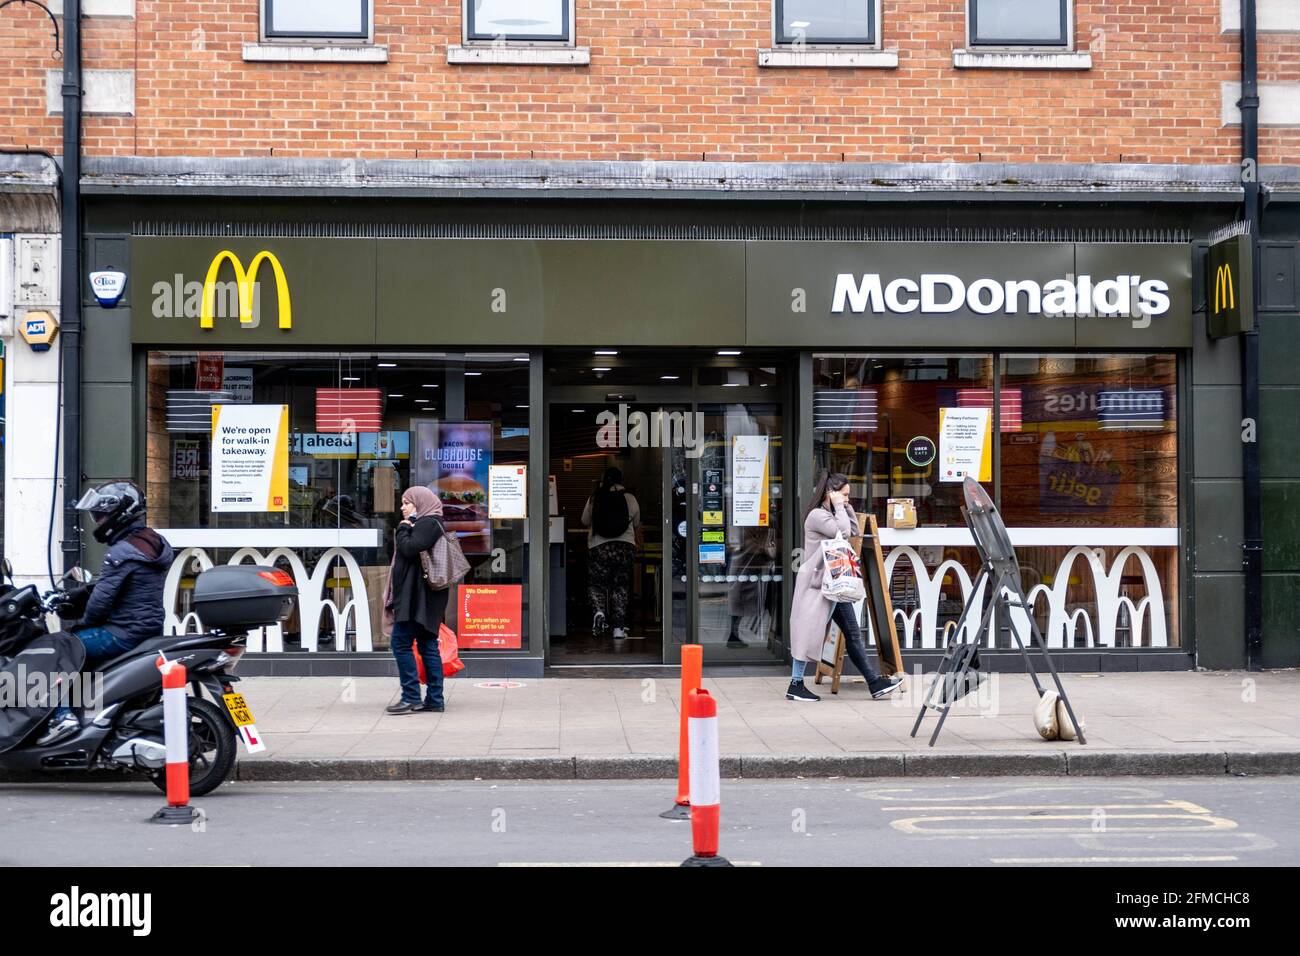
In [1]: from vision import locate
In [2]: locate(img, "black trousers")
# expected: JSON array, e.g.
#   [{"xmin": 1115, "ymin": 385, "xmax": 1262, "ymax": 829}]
[
  {"xmin": 830, "ymin": 602, "xmax": 881, "ymax": 684},
  {"xmin": 589, "ymin": 541, "xmax": 636, "ymax": 630}
]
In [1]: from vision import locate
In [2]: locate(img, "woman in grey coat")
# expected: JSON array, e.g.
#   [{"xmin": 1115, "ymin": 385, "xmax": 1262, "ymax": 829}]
[{"xmin": 786, "ymin": 472, "xmax": 903, "ymax": 702}]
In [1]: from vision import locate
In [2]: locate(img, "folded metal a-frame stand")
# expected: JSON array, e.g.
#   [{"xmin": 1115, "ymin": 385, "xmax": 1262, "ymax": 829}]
[{"xmin": 911, "ymin": 478, "xmax": 1087, "ymax": 747}]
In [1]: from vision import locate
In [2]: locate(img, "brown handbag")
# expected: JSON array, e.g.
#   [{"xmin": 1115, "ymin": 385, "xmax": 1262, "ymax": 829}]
[{"xmin": 420, "ymin": 520, "xmax": 471, "ymax": 590}]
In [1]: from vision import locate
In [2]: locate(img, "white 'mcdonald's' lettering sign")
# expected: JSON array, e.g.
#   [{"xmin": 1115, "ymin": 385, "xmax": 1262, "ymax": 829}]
[{"xmin": 831, "ymin": 273, "xmax": 1172, "ymax": 319}]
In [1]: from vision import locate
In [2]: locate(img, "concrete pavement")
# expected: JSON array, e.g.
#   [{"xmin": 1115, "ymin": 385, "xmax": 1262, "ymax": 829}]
[{"xmin": 220, "ymin": 668, "xmax": 1300, "ymax": 780}]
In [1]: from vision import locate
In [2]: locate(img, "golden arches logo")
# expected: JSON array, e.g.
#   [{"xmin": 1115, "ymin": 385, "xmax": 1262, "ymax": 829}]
[
  {"xmin": 1213, "ymin": 263, "xmax": 1235, "ymax": 314},
  {"xmin": 200, "ymin": 250, "xmax": 292, "ymax": 330}
]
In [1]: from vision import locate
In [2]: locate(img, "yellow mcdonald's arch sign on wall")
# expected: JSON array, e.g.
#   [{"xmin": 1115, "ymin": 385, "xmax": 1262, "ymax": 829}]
[
  {"xmin": 1213, "ymin": 263, "xmax": 1235, "ymax": 314},
  {"xmin": 1206, "ymin": 230, "xmax": 1251, "ymax": 339},
  {"xmin": 200, "ymin": 250, "xmax": 292, "ymax": 330}
]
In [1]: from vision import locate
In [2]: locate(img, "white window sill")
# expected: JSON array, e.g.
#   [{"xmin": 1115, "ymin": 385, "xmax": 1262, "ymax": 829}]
[
  {"xmin": 953, "ymin": 49, "xmax": 1092, "ymax": 70},
  {"xmin": 48, "ymin": 0, "xmax": 135, "ymax": 17},
  {"xmin": 447, "ymin": 45, "xmax": 590, "ymax": 65},
  {"xmin": 758, "ymin": 48, "xmax": 898, "ymax": 68},
  {"xmin": 242, "ymin": 42, "xmax": 389, "ymax": 64}
]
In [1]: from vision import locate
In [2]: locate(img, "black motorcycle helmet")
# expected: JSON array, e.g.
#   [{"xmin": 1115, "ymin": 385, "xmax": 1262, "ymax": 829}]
[{"xmin": 75, "ymin": 480, "xmax": 146, "ymax": 544}]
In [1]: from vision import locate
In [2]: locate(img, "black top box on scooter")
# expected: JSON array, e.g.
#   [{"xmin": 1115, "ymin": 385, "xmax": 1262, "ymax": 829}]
[{"xmin": 193, "ymin": 565, "xmax": 298, "ymax": 632}]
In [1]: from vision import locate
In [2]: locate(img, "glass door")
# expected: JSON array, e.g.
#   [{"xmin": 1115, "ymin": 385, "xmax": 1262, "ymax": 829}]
[
  {"xmin": 546, "ymin": 397, "xmax": 689, "ymax": 664},
  {"xmin": 666, "ymin": 399, "xmax": 786, "ymax": 662},
  {"xmin": 545, "ymin": 378, "xmax": 788, "ymax": 665}
]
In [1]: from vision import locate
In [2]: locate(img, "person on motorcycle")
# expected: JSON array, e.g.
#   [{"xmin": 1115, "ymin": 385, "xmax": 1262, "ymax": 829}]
[{"xmin": 38, "ymin": 481, "xmax": 174, "ymax": 745}]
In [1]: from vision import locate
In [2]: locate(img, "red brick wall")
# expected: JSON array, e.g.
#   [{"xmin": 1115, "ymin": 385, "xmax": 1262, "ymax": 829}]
[
  {"xmin": 1258, "ymin": 30, "xmax": 1300, "ymax": 165},
  {"xmin": 1, "ymin": 1, "xmax": 1296, "ymax": 165},
  {"xmin": 0, "ymin": 1, "xmax": 63, "ymax": 150}
]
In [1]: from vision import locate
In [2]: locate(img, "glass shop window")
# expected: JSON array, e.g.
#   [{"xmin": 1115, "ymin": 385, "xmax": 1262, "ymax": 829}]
[
  {"xmin": 998, "ymin": 354, "xmax": 1177, "ymax": 528},
  {"xmin": 811, "ymin": 354, "xmax": 994, "ymax": 526},
  {"xmin": 145, "ymin": 351, "xmax": 532, "ymax": 652}
]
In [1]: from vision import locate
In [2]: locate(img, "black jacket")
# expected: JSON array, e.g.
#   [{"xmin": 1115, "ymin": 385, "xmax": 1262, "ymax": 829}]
[
  {"xmin": 82, "ymin": 521, "xmax": 174, "ymax": 646},
  {"xmin": 388, "ymin": 515, "xmax": 449, "ymax": 634}
]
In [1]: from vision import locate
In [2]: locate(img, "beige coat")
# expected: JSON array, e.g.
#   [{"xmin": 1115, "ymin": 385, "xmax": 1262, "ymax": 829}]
[{"xmin": 788, "ymin": 502, "xmax": 858, "ymax": 662}]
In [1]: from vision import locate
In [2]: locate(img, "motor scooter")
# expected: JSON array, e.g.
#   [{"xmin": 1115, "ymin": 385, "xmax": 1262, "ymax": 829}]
[{"xmin": 0, "ymin": 563, "xmax": 296, "ymax": 796}]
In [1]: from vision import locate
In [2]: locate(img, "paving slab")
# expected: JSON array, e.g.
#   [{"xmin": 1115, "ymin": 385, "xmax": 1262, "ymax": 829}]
[{"xmin": 221, "ymin": 670, "xmax": 1300, "ymax": 778}]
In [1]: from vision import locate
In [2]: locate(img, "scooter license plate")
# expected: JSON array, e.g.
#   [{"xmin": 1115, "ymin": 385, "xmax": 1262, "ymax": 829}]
[
  {"xmin": 222, "ymin": 692, "xmax": 255, "ymax": 727},
  {"xmin": 223, "ymin": 692, "xmax": 267, "ymax": 754}
]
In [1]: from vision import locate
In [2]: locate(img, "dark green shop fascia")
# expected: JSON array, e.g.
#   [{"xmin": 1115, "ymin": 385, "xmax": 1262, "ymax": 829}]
[
  {"xmin": 74, "ymin": 210, "xmax": 1300, "ymax": 672},
  {"xmin": 126, "ymin": 236, "xmax": 1194, "ymax": 350}
]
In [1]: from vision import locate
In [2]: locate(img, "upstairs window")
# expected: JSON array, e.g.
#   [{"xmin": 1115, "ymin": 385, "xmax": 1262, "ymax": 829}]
[
  {"xmin": 264, "ymin": 0, "xmax": 371, "ymax": 41},
  {"xmin": 466, "ymin": 0, "xmax": 572, "ymax": 43},
  {"xmin": 776, "ymin": 0, "xmax": 876, "ymax": 46},
  {"xmin": 969, "ymin": 0, "xmax": 1070, "ymax": 47}
]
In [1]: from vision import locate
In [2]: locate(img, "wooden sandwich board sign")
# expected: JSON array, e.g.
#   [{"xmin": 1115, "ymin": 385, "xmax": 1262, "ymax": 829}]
[
  {"xmin": 814, "ymin": 513, "xmax": 907, "ymax": 693},
  {"xmin": 814, "ymin": 622, "xmax": 848, "ymax": 693},
  {"xmin": 862, "ymin": 514, "xmax": 907, "ymax": 680}
]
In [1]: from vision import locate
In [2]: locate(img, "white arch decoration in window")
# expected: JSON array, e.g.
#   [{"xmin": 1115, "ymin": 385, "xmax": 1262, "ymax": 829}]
[
  {"xmin": 159, "ymin": 529, "xmax": 379, "ymax": 653},
  {"xmin": 870, "ymin": 528, "xmax": 1174, "ymax": 650}
]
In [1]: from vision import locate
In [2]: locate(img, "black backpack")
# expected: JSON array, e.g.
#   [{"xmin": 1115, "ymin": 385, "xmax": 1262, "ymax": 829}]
[{"xmin": 592, "ymin": 486, "xmax": 631, "ymax": 539}]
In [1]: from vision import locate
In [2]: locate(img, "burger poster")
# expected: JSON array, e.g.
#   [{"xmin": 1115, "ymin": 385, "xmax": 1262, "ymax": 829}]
[{"xmin": 413, "ymin": 420, "xmax": 492, "ymax": 555}]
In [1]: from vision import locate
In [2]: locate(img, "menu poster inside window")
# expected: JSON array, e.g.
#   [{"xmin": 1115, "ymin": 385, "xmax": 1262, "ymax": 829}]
[
  {"xmin": 413, "ymin": 420, "xmax": 492, "ymax": 555},
  {"xmin": 938, "ymin": 407, "xmax": 992, "ymax": 483},
  {"xmin": 731, "ymin": 435, "xmax": 770, "ymax": 527},
  {"xmin": 210, "ymin": 404, "xmax": 289, "ymax": 512}
]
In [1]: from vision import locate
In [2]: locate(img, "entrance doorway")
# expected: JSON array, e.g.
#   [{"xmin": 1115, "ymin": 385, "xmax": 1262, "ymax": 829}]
[
  {"xmin": 545, "ymin": 355, "xmax": 789, "ymax": 665},
  {"xmin": 548, "ymin": 402, "xmax": 669, "ymax": 664}
]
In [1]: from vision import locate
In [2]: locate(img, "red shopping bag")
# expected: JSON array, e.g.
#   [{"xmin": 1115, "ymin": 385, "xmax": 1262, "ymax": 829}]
[
  {"xmin": 412, "ymin": 641, "xmax": 428, "ymax": 685},
  {"xmin": 439, "ymin": 624, "xmax": 465, "ymax": 677},
  {"xmin": 412, "ymin": 625, "xmax": 465, "ymax": 682}
]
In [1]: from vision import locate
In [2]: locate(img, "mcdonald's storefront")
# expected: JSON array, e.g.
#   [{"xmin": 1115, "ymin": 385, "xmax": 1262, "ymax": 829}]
[{"xmin": 70, "ymin": 219, "xmax": 1286, "ymax": 675}]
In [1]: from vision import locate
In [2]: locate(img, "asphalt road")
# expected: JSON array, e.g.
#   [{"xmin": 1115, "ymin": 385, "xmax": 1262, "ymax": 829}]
[{"xmin": 2, "ymin": 776, "xmax": 1296, "ymax": 867}]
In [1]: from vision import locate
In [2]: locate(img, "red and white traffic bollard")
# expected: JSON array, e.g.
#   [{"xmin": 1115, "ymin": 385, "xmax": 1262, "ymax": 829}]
[
  {"xmin": 681, "ymin": 688, "xmax": 732, "ymax": 867},
  {"xmin": 150, "ymin": 654, "xmax": 200, "ymax": 825},
  {"xmin": 661, "ymin": 643, "xmax": 702, "ymax": 820}
]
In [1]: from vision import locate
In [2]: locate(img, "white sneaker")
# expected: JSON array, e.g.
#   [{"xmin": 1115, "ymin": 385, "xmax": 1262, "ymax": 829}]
[
  {"xmin": 36, "ymin": 714, "xmax": 81, "ymax": 746},
  {"xmin": 613, "ymin": 627, "xmax": 628, "ymax": 639}
]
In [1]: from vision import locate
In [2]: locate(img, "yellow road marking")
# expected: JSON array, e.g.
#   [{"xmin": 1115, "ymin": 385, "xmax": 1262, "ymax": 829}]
[{"xmin": 883, "ymin": 800, "xmax": 1211, "ymax": 813}]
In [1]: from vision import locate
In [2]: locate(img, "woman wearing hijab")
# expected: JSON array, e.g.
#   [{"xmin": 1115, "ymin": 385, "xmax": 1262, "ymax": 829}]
[{"xmin": 384, "ymin": 485, "xmax": 449, "ymax": 714}]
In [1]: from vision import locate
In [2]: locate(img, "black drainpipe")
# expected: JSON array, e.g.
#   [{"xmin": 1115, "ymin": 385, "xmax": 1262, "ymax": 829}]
[
  {"xmin": 1239, "ymin": 1, "xmax": 1263, "ymax": 671},
  {"xmin": 60, "ymin": 0, "xmax": 82, "ymax": 574}
]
